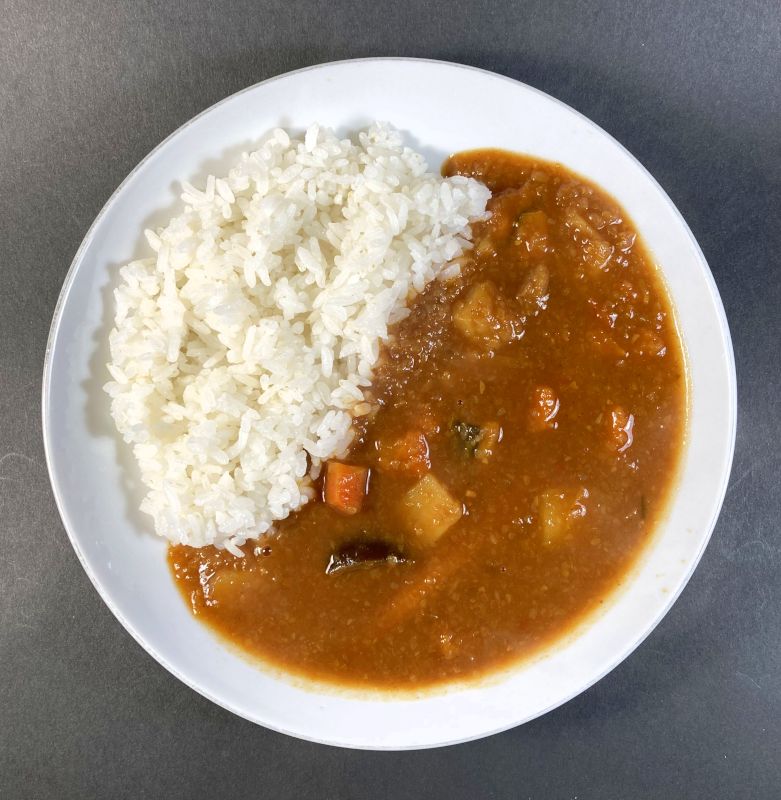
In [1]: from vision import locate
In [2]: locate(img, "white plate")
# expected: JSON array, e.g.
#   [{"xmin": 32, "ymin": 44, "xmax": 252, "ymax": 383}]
[{"xmin": 43, "ymin": 58, "xmax": 736, "ymax": 749}]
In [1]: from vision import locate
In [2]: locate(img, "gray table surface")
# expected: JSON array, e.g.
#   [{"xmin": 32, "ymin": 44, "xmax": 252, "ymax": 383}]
[{"xmin": 2, "ymin": 1, "xmax": 779, "ymax": 797}]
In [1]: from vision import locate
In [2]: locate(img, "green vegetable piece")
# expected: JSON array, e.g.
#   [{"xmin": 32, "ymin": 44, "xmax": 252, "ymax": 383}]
[{"xmin": 453, "ymin": 420, "xmax": 482, "ymax": 456}]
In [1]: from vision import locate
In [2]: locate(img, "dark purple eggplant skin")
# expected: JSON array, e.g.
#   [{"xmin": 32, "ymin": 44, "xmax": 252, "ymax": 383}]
[{"xmin": 325, "ymin": 540, "xmax": 409, "ymax": 575}]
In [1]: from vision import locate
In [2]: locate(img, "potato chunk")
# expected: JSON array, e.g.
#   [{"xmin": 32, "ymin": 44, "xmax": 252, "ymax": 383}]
[
  {"xmin": 564, "ymin": 207, "xmax": 599, "ymax": 239},
  {"xmin": 537, "ymin": 487, "xmax": 588, "ymax": 544},
  {"xmin": 582, "ymin": 238, "xmax": 614, "ymax": 272},
  {"xmin": 564, "ymin": 208, "xmax": 613, "ymax": 272},
  {"xmin": 402, "ymin": 474, "xmax": 463, "ymax": 546},
  {"xmin": 529, "ymin": 385, "xmax": 560, "ymax": 431},
  {"xmin": 515, "ymin": 210, "xmax": 549, "ymax": 255},
  {"xmin": 453, "ymin": 281, "xmax": 518, "ymax": 349},
  {"xmin": 517, "ymin": 263, "xmax": 550, "ymax": 314}
]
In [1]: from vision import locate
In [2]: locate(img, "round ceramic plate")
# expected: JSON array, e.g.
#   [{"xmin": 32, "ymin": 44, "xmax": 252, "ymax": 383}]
[{"xmin": 43, "ymin": 58, "xmax": 736, "ymax": 749}]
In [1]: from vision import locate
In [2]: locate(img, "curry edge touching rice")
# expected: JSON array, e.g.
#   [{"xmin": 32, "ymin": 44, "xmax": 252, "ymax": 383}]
[{"xmin": 104, "ymin": 123, "xmax": 490, "ymax": 554}]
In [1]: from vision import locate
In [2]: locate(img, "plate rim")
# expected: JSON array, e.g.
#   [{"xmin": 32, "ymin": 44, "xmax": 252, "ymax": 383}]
[{"xmin": 41, "ymin": 56, "xmax": 737, "ymax": 750}]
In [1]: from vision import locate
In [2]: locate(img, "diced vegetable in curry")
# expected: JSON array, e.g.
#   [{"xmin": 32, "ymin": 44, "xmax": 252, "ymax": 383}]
[
  {"xmin": 537, "ymin": 487, "xmax": 589, "ymax": 544},
  {"xmin": 323, "ymin": 462, "xmax": 370, "ymax": 515},
  {"xmin": 401, "ymin": 474, "xmax": 464, "ymax": 546},
  {"xmin": 169, "ymin": 150, "xmax": 686, "ymax": 689},
  {"xmin": 452, "ymin": 420, "xmax": 483, "ymax": 456},
  {"xmin": 376, "ymin": 430, "xmax": 431, "ymax": 477},
  {"xmin": 325, "ymin": 539, "xmax": 408, "ymax": 576}
]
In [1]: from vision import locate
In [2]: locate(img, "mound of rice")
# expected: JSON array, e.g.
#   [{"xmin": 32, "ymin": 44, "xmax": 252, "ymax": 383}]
[{"xmin": 104, "ymin": 123, "xmax": 490, "ymax": 554}]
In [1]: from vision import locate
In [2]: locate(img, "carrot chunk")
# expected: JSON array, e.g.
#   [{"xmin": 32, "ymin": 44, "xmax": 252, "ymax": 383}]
[
  {"xmin": 376, "ymin": 431, "xmax": 431, "ymax": 477},
  {"xmin": 323, "ymin": 462, "xmax": 370, "ymax": 515}
]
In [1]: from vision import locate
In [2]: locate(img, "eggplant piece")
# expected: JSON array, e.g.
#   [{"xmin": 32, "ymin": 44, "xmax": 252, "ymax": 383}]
[{"xmin": 325, "ymin": 539, "xmax": 408, "ymax": 575}]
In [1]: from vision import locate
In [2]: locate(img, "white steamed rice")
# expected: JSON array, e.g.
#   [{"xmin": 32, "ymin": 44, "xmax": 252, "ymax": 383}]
[{"xmin": 104, "ymin": 123, "xmax": 490, "ymax": 554}]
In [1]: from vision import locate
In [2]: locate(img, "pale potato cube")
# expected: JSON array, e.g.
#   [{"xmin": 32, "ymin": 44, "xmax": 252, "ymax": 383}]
[
  {"xmin": 538, "ymin": 487, "xmax": 588, "ymax": 544},
  {"xmin": 402, "ymin": 474, "xmax": 463, "ymax": 546},
  {"xmin": 515, "ymin": 211, "xmax": 550, "ymax": 255},
  {"xmin": 453, "ymin": 281, "xmax": 518, "ymax": 349},
  {"xmin": 583, "ymin": 237, "xmax": 614, "ymax": 272},
  {"xmin": 564, "ymin": 207, "xmax": 599, "ymax": 239},
  {"xmin": 517, "ymin": 263, "xmax": 550, "ymax": 313}
]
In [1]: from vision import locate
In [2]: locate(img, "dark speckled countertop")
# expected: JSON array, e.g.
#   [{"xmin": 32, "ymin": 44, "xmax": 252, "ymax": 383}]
[{"xmin": 1, "ymin": 1, "xmax": 779, "ymax": 797}]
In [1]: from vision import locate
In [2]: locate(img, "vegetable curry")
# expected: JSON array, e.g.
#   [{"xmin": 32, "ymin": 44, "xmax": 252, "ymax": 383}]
[{"xmin": 170, "ymin": 150, "xmax": 687, "ymax": 689}]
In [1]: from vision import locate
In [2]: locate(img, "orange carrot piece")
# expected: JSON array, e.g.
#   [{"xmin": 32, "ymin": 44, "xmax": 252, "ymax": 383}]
[
  {"xmin": 376, "ymin": 431, "xmax": 431, "ymax": 477},
  {"xmin": 323, "ymin": 462, "xmax": 370, "ymax": 515},
  {"xmin": 381, "ymin": 544, "xmax": 472, "ymax": 630}
]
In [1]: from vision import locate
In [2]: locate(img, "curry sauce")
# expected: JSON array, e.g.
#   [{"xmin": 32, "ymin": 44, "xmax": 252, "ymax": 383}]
[{"xmin": 169, "ymin": 151, "xmax": 687, "ymax": 689}]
